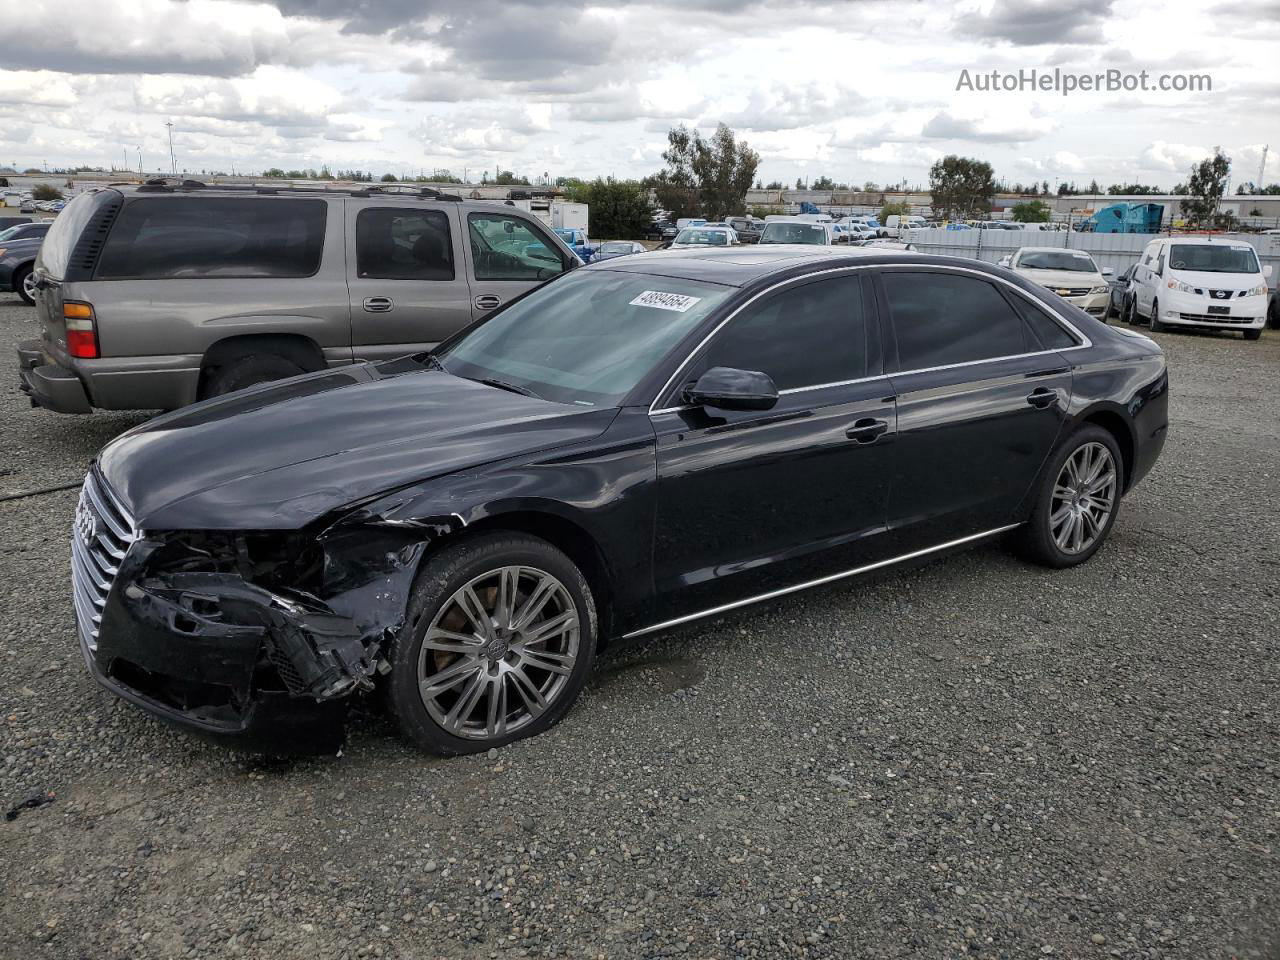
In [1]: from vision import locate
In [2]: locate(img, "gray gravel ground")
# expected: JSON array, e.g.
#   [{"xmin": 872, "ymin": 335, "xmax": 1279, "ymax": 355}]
[{"xmin": 1, "ymin": 290, "xmax": 1277, "ymax": 959}]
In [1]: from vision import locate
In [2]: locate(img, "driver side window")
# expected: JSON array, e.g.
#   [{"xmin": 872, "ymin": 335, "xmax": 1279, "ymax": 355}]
[{"xmin": 468, "ymin": 213, "xmax": 566, "ymax": 282}]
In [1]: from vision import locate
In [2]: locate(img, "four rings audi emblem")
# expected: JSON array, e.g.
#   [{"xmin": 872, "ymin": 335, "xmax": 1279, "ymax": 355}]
[{"xmin": 74, "ymin": 490, "xmax": 98, "ymax": 547}]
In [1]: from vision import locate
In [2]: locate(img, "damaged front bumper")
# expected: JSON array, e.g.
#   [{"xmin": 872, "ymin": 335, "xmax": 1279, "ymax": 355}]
[{"xmin": 75, "ymin": 474, "xmax": 438, "ymax": 753}]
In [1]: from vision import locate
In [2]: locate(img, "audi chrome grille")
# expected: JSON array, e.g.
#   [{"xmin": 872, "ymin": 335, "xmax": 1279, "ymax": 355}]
[{"xmin": 71, "ymin": 471, "xmax": 137, "ymax": 654}]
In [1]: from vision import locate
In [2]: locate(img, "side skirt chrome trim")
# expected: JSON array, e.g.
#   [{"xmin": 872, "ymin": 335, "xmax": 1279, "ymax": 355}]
[{"xmin": 620, "ymin": 523, "xmax": 1022, "ymax": 640}]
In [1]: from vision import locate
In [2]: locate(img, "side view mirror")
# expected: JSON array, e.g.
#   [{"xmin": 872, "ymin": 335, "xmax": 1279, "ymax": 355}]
[
  {"xmin": 685, "ymin": 366, "xmax": 778, "ymax": 411},
  {"xmin": 1265, "ymin": 264, "xmax": 1274, "ymax": 279},
  {"xmin": 504, "ymin": 221, "xmax": 515, "ymax": 234},
  {"xmin": 1102, "ymin": 267, "xmax": 1115, "ymax": 278},
  {"xmin": 998, "ymin": 256, "xmax": 1011, "ymax": 267}
]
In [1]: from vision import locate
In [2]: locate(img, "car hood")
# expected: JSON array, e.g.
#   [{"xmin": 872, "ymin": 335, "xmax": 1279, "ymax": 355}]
[
  {"xmin": 1018, "ymin": 268, "xmax": 1104, "ymax": 288},
  {"xmin": 98, "ymin": 363, "xmax": 619, "ymax": 531}
]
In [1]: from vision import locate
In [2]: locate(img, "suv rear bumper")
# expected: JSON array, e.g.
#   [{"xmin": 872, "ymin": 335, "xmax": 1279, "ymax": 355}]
[
  {"xmin": 17, "ymin": 340, "xmax": 92, "ymax": 413},
  {"xmin": 17, "ymin": 339, "xmax": 203, "ymax": 413}
]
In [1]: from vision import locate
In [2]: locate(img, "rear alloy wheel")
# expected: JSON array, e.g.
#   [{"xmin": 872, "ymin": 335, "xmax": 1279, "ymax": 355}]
[
  {"xmin": 1017, "ymin": 425, "xmax": 1123, "ymax": 568},
  {"xmin": 387, "ymin": 534, "xmax": 597, "ymax": 754},
  {"xmin": 14, "ymin": 264, "xmax": 35, "ymax": 305}
]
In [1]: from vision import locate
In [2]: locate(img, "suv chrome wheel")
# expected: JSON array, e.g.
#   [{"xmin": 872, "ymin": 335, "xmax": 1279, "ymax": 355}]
[
  {"xmin": 417, "ymin": 565, "xmax": 580, "ymax": 741},
  {"xmin": 1050, "ymin": 441, "xmax": 1117, "ymax": 555},
  {"xmin": 22, "ymin": 270, "xmax": 38, "ymax": 302}
]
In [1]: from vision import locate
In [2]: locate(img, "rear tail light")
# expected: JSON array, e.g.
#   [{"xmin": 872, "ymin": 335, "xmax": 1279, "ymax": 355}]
[{"xmin": 64, "ymin": 301, "xmax": 99, "ymax": 359}]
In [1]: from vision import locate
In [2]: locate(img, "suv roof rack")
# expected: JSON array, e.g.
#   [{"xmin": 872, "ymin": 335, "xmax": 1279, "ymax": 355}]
[{"xmin": 130, "ymin": 178, "xmax": 464, "ymax": 201}]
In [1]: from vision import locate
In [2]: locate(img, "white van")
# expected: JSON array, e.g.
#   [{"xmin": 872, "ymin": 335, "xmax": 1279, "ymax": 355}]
[{"xmin": 1129, "ymin": 236, "xmax": 1272, "ymax": 340}]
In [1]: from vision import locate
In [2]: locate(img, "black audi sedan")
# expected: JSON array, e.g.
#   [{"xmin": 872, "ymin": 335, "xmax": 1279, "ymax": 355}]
[{"xmin": 74, "ymin": 247, "xmax": 1169, "ymax": 754}]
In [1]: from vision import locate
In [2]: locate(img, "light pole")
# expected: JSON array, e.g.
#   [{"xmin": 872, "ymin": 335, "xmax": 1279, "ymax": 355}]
[{"xmin": 165, "ymin": 122, "xmax": 176, "ymax": 175}]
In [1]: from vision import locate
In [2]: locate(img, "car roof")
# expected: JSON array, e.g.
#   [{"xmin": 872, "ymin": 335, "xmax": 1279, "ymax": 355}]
[
  {"xmin": 1161, "ymin": 236, "xmax": 1254, "ymax": 245},
  {"xmin": 583, "ymin": 245, "xmax": 930, "ymax": 286}
]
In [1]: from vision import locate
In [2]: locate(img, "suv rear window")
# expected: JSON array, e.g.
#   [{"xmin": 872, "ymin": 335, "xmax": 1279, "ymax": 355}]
[{"xmin": 96, "ymin": 197, "xmax": 326, "ymax": 280}]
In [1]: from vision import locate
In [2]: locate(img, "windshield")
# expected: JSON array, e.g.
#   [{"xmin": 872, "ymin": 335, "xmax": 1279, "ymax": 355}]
[
  {"xmin": 1169, "ymin": 243, "xmax": 1260, "ymax": 273},
  {"xmin": 0, "ymin": 225, "xmax": 25, "ymax": 242},
  {"xmin": 760, "ymin": 222, "xmax": 828, "ymax": 245},
  {"xmin": 438, "ymin": 270, "xmax": 733, "ymax": 407},
  {"xmin": 1016, "ymin": 250, "xmax": 1098, "ymax": 272},
  {"xmin": 674, "ymin": 228, "xmax": 728, "ymax": 246}
]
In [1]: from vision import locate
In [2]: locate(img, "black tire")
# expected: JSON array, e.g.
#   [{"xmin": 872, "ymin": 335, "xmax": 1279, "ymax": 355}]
[
  {"xmin": 1102, "ymin": 297, "xmax": 1115, "ymax": 322},
  {"xmin": 1244, "ymin": 328, "xmax": 1262, "ymax": 341},
  {"xmin": 1268, "ymin": 298, "xmax": 1279, "ymax": 330},
  {"xmin": 385, "ymin": 532, "xmax": 598, "ymax": 755},
  {"xmin": 1016, "ymin": 424, "xmax": 1124, "ymax": 569},
  {"xmin": 13, "ymin": 263, "xmax": 34, "ymax": 305},
  {"xmin": 1123, "ymin": 296, "xmax": 1138, "ymax": 325},
  {"xmin": 1148, "ymin": 298, "xmax": 1165, "ymax": 333},
  {"xmin": 200, "ymin": 353, "xmax": 305, "ymax": 399}
]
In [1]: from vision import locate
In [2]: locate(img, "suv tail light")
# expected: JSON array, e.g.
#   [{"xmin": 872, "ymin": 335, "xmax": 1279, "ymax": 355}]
[{"xmin": 64, "ymin": 302, "xmax": 99, "ymax": 359}]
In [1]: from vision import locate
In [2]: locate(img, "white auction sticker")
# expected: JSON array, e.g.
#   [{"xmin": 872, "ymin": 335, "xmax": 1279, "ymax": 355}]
[{"xmin": 629, "ymin": 290, "xmax": 702, "ymax": 312}]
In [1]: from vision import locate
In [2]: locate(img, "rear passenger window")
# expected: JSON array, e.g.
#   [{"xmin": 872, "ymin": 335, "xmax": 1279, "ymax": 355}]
[
  {"xmin": 96, "ymin": 198, "xmax": 326, "ymax": 280},
  {"xmin": 883, "ymin": 272, "xmax": 1030, "ymax": 370},
  {"xmin": 356, "ymin": 208, "xmax": 454, "ymax": 281},
  {"xmin": 1008, "ymin": 294, "xmax": 1080, "ymax": 349},
  {"xmin": 700, "ymin": 275, "xmax": 865, "ymax": 390}
]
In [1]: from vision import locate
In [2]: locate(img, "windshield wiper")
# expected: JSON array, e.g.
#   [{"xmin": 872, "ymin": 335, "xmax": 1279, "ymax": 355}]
[{"xmin": 474, "ymin": 377, "xmax": 541, "ymax": 400}]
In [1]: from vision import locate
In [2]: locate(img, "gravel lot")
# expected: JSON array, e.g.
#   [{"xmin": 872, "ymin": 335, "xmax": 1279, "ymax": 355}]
[{"xmin": 1, "ymin": 291, "xmax": 1277, "ymax": 959}]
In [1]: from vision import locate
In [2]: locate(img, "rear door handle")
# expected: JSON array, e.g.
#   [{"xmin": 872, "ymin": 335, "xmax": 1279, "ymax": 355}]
[
  {"xmin": 846, "ymin": 418, "xmax": 889, "ymax": 443},
  {"xmin": 474, "ymin": 295, "xmax": 502, "ymax": 311},
  {"xmin": 1026, "ymin": 388, "xmax": 1058, "ymax": 409},
  {"xmin": 363, "ymin": 296, "xmax": 393, "ymax": 313}
]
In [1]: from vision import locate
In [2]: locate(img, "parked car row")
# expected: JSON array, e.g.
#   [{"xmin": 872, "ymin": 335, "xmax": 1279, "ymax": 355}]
[{"xmin": 0, "ymin": 220, "xmax": 52, "ymax": 304}]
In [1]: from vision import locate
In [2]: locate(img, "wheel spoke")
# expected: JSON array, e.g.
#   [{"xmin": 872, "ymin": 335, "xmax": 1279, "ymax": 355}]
[
  {"xmin": 485, "ymin": 673, "xmax": 508, "ymax": 738},
  {"xmin": 511, "ymin": 575, "xmax": 556, "ymax": 631},
  {"xmin": 457, "ymin": 585, "xmax": 495, "ymax": 641},
  {"xmin": 443, "ymin": 668, "xmax": 488, "ymax": 732},
  {"xmin": 423, "ymin": 627, "xmax": 484, "ymax": 654},
  {"xmin": 518, "ymin": 647, "xmax": 575, "ymax": 676},
  {"xmin": 496, "ymin": 567, "xmax": 518, "ymax": 630},
  {"xmin": 421, "ymin": 654, "xmax": 482, "ymax": 698},
  {"xmin": 1050, "ymin": 504, "xmax": 1072, "ymax": 529},
  {"xmin": 522, "ymin": 609, "xmax": 576, "ymax": 646},
  {"xmin": 509, "ymin": 666, "xmax": 548, "ymax": 718}
]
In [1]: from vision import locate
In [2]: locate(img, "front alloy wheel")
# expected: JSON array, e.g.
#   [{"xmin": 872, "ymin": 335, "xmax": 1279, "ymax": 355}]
[
  {"xmin": 1049, "ymin": 442, "xmax": 1117, "ymax": 555},
  {"xmin": 417, "ymin": 566, "xmax": 580, "ymax": 741},
  {"xmin": 387, "ymin": 533, "xmax": 596, "ymax": 754}
]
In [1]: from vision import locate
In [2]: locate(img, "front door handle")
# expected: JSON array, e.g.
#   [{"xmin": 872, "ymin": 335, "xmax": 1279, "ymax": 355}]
[
  {"xmin": 1026, "ymin": 387, "xmax": 1058, "ymax": 409},
  {"xmin": 363, "ymin": 296, "xmax": 393, "ymax": 313},
  {"xmin": 474, "ymin": 294, "xmax": 502, "ymax": 311},
  {"xmin": 846, "ymin": 418, "xmax": 889, "ymax": 443}
]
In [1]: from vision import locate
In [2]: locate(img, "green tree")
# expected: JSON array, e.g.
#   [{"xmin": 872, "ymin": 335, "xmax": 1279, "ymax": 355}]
[
  {"xmin": 1179, "ymin": 148, "xmax": 1231, "ymax": 228},
  {"xmin": 380, "ymin": 173, "xmax": 398, "ymax": 182},
  {"xmin": 32, "ymin": 184, "xmax": 63, "ymax": 201},
  {"xmin": 494, "ymin": 170, "xmax": 530, "ymax": 185},
  {"xmin": 928, "ymin": 155, "xmax": 996, "ymax": 220},
  {"xmin": 1011, "ymin": 199, "xmax": 1052, "ymax": 222},
  {"xmin": 575, "ymin": 178, "xmax": 654, "ymax": 239},
  {"xmin": 811, "ymin": 175, "xmax": 834, "ymax": 190},
  {"xmin": 763, "ymin": 180, "xmax": 783, "ymax": 190},
  {"xmin": 650, "ymin": 123, "xmax": 760, "ymax": 221},
  {"xmin": 879, "ymin": 200, "xmax": 911, "ymax": 221},
  {"xmin": 262, "ymin": 167, "xmax": 286, "ymax": 178}
]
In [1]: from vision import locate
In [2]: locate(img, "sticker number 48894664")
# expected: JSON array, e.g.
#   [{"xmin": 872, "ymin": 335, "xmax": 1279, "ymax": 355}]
[{"xmin": 629, "ymin": 290, "xmax": 703, "ymax": 312}]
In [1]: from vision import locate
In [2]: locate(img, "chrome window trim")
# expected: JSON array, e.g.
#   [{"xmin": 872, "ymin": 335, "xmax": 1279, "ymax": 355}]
[
  {"xmin": 621, "ymin": 522, "xmax": 1022, "ymax": 639},
  {"xmin": 647, "ymin": 262, "xmax": 1091, "ymax": 416}
]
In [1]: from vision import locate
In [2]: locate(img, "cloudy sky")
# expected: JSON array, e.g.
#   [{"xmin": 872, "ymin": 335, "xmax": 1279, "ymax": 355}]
[{"xmin": 1, "ymin": 0, "xmax": 1278, "ymax": 189}]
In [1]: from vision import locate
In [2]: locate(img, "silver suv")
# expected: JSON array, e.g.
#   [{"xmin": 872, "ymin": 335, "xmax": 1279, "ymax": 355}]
[{"xmin": 17, "ymin": 180, "xmax": 581, "ymax": 413}]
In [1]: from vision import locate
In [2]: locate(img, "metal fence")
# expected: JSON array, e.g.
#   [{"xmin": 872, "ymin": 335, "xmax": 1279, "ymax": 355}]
[{"xmin": 903, "ymin": 229, "xmax": 1280, "ymax": 277}]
